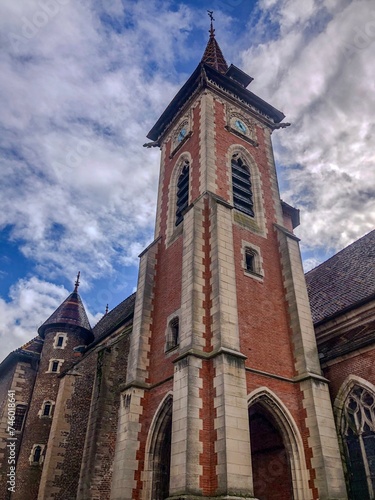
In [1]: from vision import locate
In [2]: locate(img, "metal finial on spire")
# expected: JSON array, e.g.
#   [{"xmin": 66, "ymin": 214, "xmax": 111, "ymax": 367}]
[
  {"xmin": 207, "ymin": 10, "xmax": 215, "ymax": 37},
  {"xmin": 201, "ymin": 11, "xmax": 228, "ymax": 74},
  {"xmin": 74, "ymin": 271, "xmax": 80, "ymax": 292},
  {"xmin": 105, "ymin": 304, "xmax": 109, "ymax": 315}
]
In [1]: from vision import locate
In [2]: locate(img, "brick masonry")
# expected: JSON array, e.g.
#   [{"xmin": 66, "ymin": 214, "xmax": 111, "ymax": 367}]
[
  {"xmin": 12, "ymin": 327, "xmax": 90, "ymax": 500},
  {"xmin": 0, "ymin": 358, "xmax": 38, "ymax": 499},
  {"xmin": 2, "ymin": 43, "xmax": 372, "ymax": 500}
]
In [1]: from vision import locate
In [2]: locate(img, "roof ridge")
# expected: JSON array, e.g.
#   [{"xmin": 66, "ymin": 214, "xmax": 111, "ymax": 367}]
[{"xmin": 93, "ymin": 292, "xmax": 136, "ymax": 329}]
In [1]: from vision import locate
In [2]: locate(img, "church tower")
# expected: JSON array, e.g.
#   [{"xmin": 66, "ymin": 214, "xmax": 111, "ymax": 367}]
[
  {"xmin": 13, "ymin": 274, "xmax": 93, "ymax": 500},
  {"xmin": 111, "ymin": 18, "xmax": 347, "ymax": 500}
]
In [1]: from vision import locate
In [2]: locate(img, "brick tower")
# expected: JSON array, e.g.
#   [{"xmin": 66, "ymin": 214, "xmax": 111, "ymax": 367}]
[
  {"xmin": 13, "ymin": 274, "xmax": 93, "ymax": 500},
  {"xmin": 111, "ymin": 19, "xmax": 347, "ymax": 500}
]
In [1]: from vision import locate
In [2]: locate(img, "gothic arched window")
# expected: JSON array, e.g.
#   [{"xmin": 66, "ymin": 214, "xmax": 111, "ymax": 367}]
[
  {"xmin": 341, "ymin": 385, "xmax": 375, "ymax": 499},
  {"xmin": 231, "ymin": 156, "xmax": 254, "ymax": 217},
  {"xmin": 175, "ymin": 163, "xmax": 189, "ymax": 226},
  {"xmin": 33, "ymin": 445, "xmax": 42, "ymax": 463}
]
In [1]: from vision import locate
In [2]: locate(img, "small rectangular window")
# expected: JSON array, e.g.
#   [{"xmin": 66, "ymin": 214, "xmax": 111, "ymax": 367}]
[
  {"xmin": 245, "ymin": 249, "xmax": 255, "ymax": 272},
  {"xmin": 43, "ymin": 403, "xmax": 52, "ymax": 416},
  {"xmin": 166, "ymin": 317, "xmax": 179, "ymax": 351},
  {"xmin": 51, "ymin": 361, "xmax": 59, "ymax": 372},
  {"xmin": 56, "ymin": 336, "xmax": 64, "ymax": 347},
  {"xmin": 33, "ymin": 446, "xmax": 42, "ymax": 463}
]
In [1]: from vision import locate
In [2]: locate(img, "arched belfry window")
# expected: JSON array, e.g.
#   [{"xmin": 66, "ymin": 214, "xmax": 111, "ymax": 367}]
[
  {"xmin": 341, "ymin": 385, "xmax": 375, "ymax": 499},
  {"xmin": 231, "ymin": 155, "xmax": 254, "ymax": 217},
  {"xmin": 175, "ymin": 162, "xmax": 189, "ymax": 226}
]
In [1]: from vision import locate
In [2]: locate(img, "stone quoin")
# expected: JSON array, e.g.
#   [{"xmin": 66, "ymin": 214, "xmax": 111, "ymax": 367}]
[{"xmin": 1, "ymin": 16, "xmax": 375, "ymax": 500}]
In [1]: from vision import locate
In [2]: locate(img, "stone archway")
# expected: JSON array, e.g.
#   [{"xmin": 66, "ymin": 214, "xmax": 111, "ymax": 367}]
[
  {"xmin": 151, "ymin": 413, "xmax": 172, "ymax": 500},
  {"xmin": 248, "ymin": 388, "xmax": 310, "ymax": 500},
  {"xmin": 142, "ymin": 395, "xmax": 173, "ymax": 500},
  {"xmin": 249, "ymin": 403, "xmax": 293, "ymax": 500}
]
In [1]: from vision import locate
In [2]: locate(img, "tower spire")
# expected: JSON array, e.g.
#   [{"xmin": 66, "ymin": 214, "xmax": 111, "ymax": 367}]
[
  {"xmin": 201, "ymin": 11, "xmax": 228, "ymax": 74},
  {"xmin": 37, "ymin": 270, "xmax": 93, "ymax": 341},
  {"xmin": 208, "ymin": 10, "xmax": 215, "ymax": 38},
  {"xmin": 74, "ymin": 271, "xmax": 80, "ymax": 292}
]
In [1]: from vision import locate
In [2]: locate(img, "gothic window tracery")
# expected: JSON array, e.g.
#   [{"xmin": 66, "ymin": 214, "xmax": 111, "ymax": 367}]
[{"xmin": 341, "ymin": 385, "xmax": 375, "ymax": 499}]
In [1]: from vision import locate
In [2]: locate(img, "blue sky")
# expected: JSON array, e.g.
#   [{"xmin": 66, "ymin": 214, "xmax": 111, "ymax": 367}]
[{"xmin": 1, "ymin": 0, "xmax": 375, "ymax": 361}]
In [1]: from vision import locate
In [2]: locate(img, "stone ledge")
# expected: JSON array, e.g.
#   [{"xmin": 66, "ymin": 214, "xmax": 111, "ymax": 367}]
[{"xmin": 174, "ymin": 346, "xmax": 247, "ymax": 364}]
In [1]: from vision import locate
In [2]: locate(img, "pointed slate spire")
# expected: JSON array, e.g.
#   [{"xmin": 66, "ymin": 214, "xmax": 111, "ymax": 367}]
[
  {"xmin": 201, "ymin": 11, "xmax": 228, "ymax": 74},
  {"xmin": 38, "ymin": 273, "xmax": 93, "ymax": 342}
]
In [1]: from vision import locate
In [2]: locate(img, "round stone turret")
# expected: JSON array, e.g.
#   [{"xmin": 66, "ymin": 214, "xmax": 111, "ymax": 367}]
[{"xmin": 38, "ymin": 272, "xmax": 93, "ymax": 344}]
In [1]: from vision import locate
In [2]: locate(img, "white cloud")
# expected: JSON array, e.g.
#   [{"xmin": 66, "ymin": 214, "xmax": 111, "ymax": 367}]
[
  {"xmin": 0, "ymin": 0, "xmax": 195, "ymax": 284},
  {"xmin": 241, "ymin": 0, "xmax": 375, "ymax": 255},
  {"xmin": 1, "ymin": 0, "xmax": 199, "ymax": 358},
  {"xmin": 0, "ymin": 277, "xmax": 102, "ymax": 358},
  {"xmin": 1, "ymin": 0, "xmax": 374, "ymax": 359}
]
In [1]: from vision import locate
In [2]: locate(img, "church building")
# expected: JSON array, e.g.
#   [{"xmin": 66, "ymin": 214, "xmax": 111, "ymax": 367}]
[{"xmin": 1, "ymin": 18, "xmax": 375, "ymax": 500}]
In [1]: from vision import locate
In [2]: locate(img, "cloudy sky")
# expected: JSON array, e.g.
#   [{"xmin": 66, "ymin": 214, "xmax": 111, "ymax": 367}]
[{"xmin": 1, "ymin": 0, "xmax": 374, "ymax": 361}]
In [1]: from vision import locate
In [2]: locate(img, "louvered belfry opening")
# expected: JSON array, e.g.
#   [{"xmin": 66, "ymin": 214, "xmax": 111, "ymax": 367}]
[
  {"xmin": 231, "ymin": 156, "xmax": 254, "ymax": 217},
  {"xmin": 176, "ymin": 163, "xmax": 189, "ymax": 226}
]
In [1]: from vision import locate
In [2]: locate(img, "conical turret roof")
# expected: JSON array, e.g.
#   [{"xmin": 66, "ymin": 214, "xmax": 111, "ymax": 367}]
[
  {"xmin": 201, "ymin": 17, "xmax": 228, "ymax": 74},
  {"xmin": 38, "ymin": 273, "xmax": 93, "ymax": 341}
]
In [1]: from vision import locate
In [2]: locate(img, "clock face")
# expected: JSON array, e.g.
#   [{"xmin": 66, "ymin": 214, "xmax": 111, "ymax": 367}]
[
  {"xmin": 177, "ymin": 127, "xmax": 187, "ymax": 143},
  {"xmin": 234, "ymin": 119, "xmax": 247, "ymax": 134}
]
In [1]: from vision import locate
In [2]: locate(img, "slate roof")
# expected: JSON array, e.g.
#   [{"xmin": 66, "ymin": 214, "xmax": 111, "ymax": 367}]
[
  {"xmin": 92, "ymin": 292, "xmax": 136, "ymax": 341},
  {"xmin": 201, "ymin": 28, "xmax": 228, "ymax": 74},
  {"xmin": 20, "ymin": 336, "xmax": 44, "ymax": 353},
  {"xmin": 38, "ymin": 290, "xmax": 93, "ymax": 341},
  {"xmin": 306, "ymin": 230, "xmax": 375, "ymax": 325},
  {"xmin": 0, "ymin": 338, "xmax": 42, "ymax": 374}
]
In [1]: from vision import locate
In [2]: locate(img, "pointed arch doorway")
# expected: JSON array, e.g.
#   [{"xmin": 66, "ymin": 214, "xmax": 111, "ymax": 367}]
[
  {"xmin": 249, "ymin": 402, "xmax": 293, "ymax": 499},
  {"xmin": 147, "ymin": 396, "xmax": 173, "ymax": 500}
]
